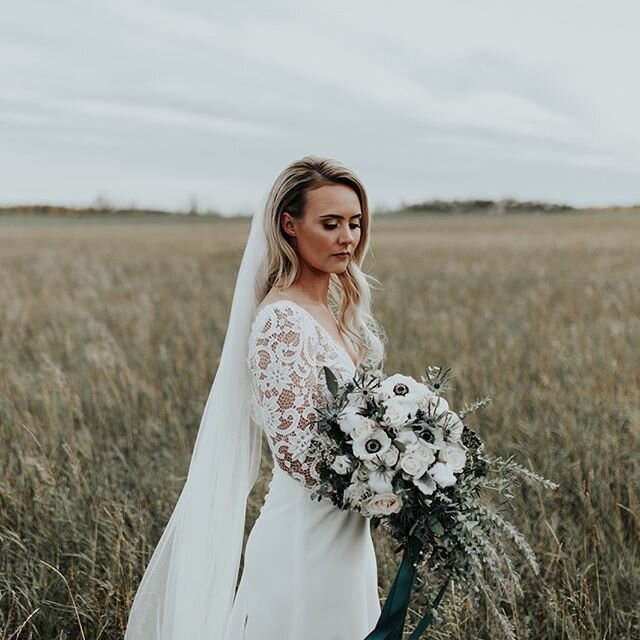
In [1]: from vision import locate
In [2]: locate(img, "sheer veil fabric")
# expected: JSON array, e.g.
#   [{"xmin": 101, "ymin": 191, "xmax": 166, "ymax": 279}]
[{"xmin": 124, "ymin": 195, "xmax": 270, "ymax": 639}]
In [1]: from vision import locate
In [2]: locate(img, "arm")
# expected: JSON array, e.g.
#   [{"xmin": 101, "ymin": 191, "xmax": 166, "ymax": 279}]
[{"xmin": 247, "ymin": 304, "xmax": 322, "ymax": 489}]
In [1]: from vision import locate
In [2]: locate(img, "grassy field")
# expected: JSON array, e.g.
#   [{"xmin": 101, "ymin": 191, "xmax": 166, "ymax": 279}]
[{"xmin": 0, "ymin": 210, "xmax": 638, "ymax": 639}]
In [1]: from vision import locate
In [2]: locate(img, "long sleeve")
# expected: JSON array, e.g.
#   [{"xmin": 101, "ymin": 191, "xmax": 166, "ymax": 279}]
[{"xmin": 247, "ymin": 304, "xmax": 322, "ymax": 489}]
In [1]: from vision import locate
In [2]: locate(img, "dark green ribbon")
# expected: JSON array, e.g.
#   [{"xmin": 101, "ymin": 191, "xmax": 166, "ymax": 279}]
[
  {"xmin": 364, "ymin": 535, "xmax": 422, "ymax": 640},
  {"xmin": 407, "ymin": 577, "xmax": 449, "ymax": 639},
  {"xmin": 364, "ymin": 535, "xmax": 450, "ymax": 640}
]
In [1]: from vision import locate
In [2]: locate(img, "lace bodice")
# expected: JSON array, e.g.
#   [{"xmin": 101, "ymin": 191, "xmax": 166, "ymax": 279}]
[{"xmin": 247, "ymin": 300, "xmax": 357, "ymax": 489}]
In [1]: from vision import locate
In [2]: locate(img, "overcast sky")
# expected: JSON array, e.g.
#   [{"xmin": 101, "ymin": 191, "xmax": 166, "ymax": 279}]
[{"xmin": 2, "ymin": 0, "xmax": 639, "ymax": 214}]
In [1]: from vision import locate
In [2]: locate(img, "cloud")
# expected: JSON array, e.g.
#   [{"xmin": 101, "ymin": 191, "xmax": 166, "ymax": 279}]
[{"xmin": 0, "ymin": 0, "xmax": 639, "ymax": 211}]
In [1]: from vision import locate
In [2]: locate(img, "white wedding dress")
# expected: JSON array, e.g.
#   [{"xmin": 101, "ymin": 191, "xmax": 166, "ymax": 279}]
[{"xmin": 223, "ymin": 299, "xmax": 381, "ymax": 640}]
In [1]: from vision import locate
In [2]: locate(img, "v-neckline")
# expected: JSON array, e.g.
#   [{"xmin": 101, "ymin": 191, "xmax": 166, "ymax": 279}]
[{"xmin": 255, "ymin": 299, "xmax": 357, "ymax": 370}]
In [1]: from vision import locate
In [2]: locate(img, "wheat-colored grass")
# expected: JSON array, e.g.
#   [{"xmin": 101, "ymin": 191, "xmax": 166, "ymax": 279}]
[{"xmin": 0, "ymin": 210, "xmax": 638, "ymax": 639}]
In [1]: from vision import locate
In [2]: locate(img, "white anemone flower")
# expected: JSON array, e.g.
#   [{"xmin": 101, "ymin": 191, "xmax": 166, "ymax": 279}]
[
  {"xmin": 420, "ymin": 425, "xmax": 446, "ymax": 449},
  {"xmin": 380, "ymin": 373, "xmax": 431, "ymax": 401},
  {"xmin": 352, "ymin": 429, "xmax": 392, "ymax": 461}
]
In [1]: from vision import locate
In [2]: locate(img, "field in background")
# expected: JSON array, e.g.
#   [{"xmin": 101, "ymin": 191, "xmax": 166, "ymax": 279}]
[{"xmin": 0, "ymin": 210, "xmax": 638, "ymax": 639}]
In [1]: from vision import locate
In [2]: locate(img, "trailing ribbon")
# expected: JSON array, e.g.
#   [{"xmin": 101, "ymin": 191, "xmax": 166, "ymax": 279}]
[
  {"xmin": 364, "ymin": 535, "xmax": 422, "ymax": 640},
  {"xmin": 407, "ymin": 577, "xmax": 450, "ymax": 639},
  {"xmin": 364, "ymin": 535, "xmax": 450, "ymax": 640}
]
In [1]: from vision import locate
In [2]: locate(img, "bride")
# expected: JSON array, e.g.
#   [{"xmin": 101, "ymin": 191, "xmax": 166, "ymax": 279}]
[{"xmin": 125, "ymin": 156, "xmax": 387, "ymax": 640}]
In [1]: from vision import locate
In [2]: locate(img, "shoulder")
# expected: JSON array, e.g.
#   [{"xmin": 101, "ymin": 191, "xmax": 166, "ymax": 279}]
[
  {"xmin": 247, "ymin": 301, "xmax": 319, "ymax": 373},
  {"xmin": 250, "ymin": 300, "xmax": 315, "ymax": 344}
]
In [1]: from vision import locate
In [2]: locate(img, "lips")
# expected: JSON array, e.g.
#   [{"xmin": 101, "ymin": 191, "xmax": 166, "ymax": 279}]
[{"xmin": 333, "ymin": 252, "xmax": 351, "ymax": 258}]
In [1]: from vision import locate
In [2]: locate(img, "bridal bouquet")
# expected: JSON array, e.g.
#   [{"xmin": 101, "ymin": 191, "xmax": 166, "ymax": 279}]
[{"xmin": 308, "ymin": 365, "xmax": 557, "ymax": 640}]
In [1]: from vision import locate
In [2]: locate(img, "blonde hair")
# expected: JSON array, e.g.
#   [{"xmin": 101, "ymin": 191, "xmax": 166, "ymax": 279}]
[{"xmin": 259, "ymin": 155, "xmax": 386, "ymax": 369}]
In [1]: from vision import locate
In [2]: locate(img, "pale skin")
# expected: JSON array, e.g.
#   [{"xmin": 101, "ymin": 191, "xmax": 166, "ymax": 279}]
[{"xmin": 257, "ymin": 182, "xmax": 363, "ymax": 365}]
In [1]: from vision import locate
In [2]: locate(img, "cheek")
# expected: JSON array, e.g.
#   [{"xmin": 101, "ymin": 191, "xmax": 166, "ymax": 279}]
[
  {"xmin": 298, "ymin": 227, "xmax": 334, "ymax": 260},
  {"xmin": 314, "ymin": 227, "xmax": 337, "ymax": 250}
]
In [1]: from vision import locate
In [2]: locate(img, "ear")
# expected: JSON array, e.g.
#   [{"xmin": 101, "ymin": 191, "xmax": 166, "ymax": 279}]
[{"xmin": 281, "ymin": 211, "xmax": 297, "ymax": 238}]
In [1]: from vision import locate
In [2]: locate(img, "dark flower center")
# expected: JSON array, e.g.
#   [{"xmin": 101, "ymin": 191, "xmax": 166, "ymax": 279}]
[
  {"xmin": 421, "ymin": 430, "xmax": 435, "ymax": 444},
  {"xmin": 393, "ymin": 383, "xmax": 410, "ymax": 396},
  {"xmin": 365, "ymin": 439, "xmax": 382, "ymax": 454}
]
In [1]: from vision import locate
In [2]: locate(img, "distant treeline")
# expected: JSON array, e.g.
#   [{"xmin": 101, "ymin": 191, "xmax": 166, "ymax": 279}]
[
  {"xmin": 394, "ymin": 198, "xmax": 576, "ymax": 215},
  {"xmin": 0, "ymin": 204, "xmax": 225, "ymax": 218},
  {"xmin": 0, "ymin": 199, "xmax": 637, "ymax": 218}
]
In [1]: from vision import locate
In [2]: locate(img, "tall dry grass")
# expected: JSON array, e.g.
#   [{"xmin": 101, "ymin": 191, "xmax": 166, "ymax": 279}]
[{"xmin": 0, "ymin": 211, "xmax": 638, "ymax": 639}]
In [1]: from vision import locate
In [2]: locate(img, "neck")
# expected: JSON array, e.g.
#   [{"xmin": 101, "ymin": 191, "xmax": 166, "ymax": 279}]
[{"xmin": 278, "ymin": 263, "xmax": 332, "ymax": 307}]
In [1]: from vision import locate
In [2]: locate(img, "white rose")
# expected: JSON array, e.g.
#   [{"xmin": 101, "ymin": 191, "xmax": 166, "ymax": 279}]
[
  {"xmin": 330, "ymin": 454, "xmax": 352, "ymax": 475},
  {"xmin": 430, "ymin": 462, "xmax": 457, "ymax": 487},
  {"xmin": 380, "ymin": 445, "xmax": 400, "ymax": 468},
  {"xmin": 399, "ymin": 442, "xmax": 436, "ymax": 477},
  {"xmin": 352, "ymin": 429, "xmax": 392, "ymax": 461},
  {"xmin": 382, "ymin": 398, "xmax": 413, "ymax": 430},
  {"xmin": 351, "ymin": 416, "xmax": 377, "ymax": 439},
  {"xmin": 362, "ymin": 492, "xmax": 403, "ymax": 517},
  {"xmin": 438, "ymin": 443, "xmax": 466, "ymax": 472},
  {"xmin": 339, "ymin": 406, "xmax": 375, "ymax": 436}
]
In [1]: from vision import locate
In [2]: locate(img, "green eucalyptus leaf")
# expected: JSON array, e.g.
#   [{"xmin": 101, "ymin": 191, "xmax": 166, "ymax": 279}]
[
  {"xmin": 323, "ymin": 366, "xmax": 339, "ymax": 396},
  {"xmin": 393, "ymin": 439, "xmax": 407, "ymax": 453},
  {"xmin": 428, "ymin": 517, "xmax": 445, "ymax": 537}
]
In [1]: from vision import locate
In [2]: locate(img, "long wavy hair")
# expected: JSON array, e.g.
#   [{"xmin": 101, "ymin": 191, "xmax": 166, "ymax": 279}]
[{"xmin": 259, "ymin": 155, "xmax": 387, "ymax": 368}]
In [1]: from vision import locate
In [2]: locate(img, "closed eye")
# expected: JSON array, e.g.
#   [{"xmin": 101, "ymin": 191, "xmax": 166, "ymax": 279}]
[{"xmin": 324, "ymin": 224, "xmax": 361, "ymax": 230}]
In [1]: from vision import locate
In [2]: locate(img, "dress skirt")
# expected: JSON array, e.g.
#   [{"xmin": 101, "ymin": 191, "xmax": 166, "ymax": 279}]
[{"xmin": 224, "ymin": 463, "xmax": 381, "ymax": 640}]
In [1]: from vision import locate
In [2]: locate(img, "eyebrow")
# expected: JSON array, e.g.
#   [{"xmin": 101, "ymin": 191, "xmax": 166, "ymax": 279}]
[{"xmin": 319, "ymin": 213, "xmax": 362, "ymax": 220}]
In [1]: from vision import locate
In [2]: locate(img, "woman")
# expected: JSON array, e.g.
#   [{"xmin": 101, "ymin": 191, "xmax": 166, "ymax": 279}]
[{"xmin": 125, "ymin": 156, "xmax": 386, "ymax": 640}]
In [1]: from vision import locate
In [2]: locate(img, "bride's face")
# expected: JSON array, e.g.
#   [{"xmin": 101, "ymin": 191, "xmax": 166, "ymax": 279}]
[{"xmin": 282, "ymin": 183, "xmax": 362, "ymax": 274}]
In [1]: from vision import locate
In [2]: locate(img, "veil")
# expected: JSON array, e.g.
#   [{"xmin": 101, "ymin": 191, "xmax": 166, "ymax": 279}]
[{"xmin": 124, "ymin": 193, "xmax": 269, "ymax": 639}]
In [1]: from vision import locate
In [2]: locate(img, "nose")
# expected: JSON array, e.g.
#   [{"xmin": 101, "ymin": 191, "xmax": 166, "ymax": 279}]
[{"xmin": 338, "ymin": 225, "xmax": 354, "ymax": 246}]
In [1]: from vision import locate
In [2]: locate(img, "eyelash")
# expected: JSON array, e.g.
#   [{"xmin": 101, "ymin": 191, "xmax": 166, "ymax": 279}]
[{"xmin": 323, "ymin": 223, "xmax": 361, "ymax": 230}]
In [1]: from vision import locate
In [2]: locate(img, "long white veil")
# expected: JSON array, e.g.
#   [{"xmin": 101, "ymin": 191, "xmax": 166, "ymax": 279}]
[{"xmin": 124, "ymin": 194, "xmax": 269, "ymax": 639}]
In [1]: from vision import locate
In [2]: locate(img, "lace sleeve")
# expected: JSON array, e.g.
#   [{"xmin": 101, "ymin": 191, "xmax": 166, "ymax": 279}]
[{"xmin": 247, "ymin": 304, "xmax": 322, "ymax": 489}]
